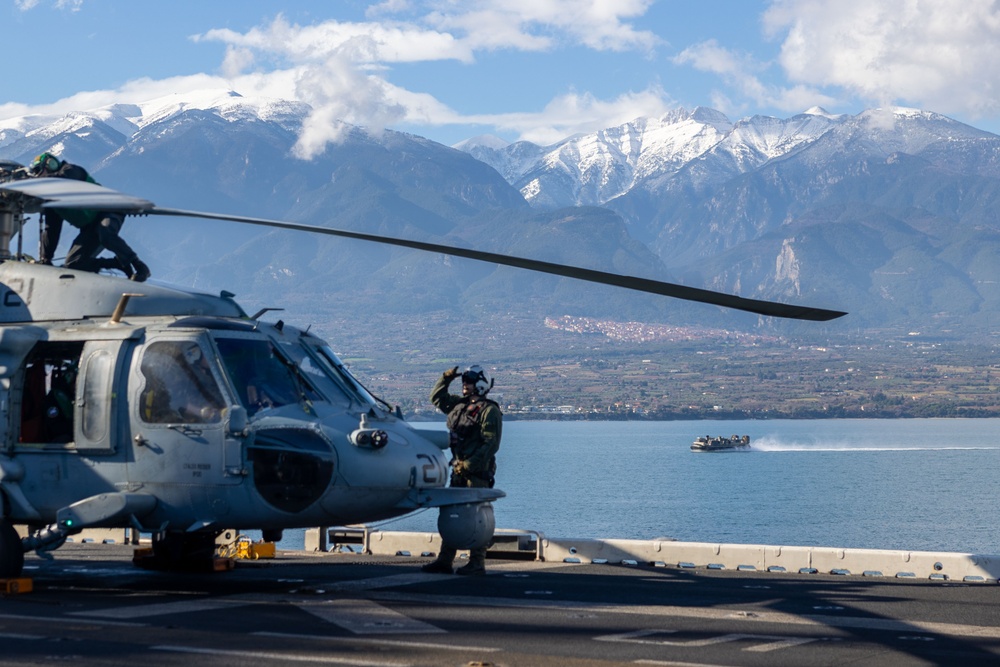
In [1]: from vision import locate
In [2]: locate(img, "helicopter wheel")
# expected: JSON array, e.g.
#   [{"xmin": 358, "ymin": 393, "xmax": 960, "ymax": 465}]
[
  {"xmin": 141, "ymin": 531, "xmax": 220, "ymax": 572},
  {"xmin": 0, "ymin": 520, "xmax": 25, "ymax": 579}
]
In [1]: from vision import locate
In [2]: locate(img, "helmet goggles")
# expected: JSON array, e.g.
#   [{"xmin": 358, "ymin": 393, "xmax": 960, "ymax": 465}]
[{"xmin": 30, "ymin": 152, "xmax": 62, "ymax": 175}]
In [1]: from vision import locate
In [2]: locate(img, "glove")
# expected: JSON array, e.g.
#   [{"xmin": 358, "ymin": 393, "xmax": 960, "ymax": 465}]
[
  {"xmin": 443, "ymin": 366, "xmax": 460, "ymax": 382},
  {"xmin": 452, "ymin": 459, "xmax": 472, "ymax": 475}
]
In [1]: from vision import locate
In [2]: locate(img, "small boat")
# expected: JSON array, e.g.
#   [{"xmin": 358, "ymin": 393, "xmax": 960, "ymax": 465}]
[{"xmin": 691, "ymin": 434, "xmax": 751, "ymax": 452}]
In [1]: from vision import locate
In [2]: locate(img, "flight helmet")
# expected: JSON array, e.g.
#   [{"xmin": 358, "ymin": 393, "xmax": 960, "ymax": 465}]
[
  {"xmin": 30, "ymin": 152, "xmax": 62, "ymax": 176},
  {"xmin": 461, "ymin": 365, "xmax": 493, "ymax": 395}
]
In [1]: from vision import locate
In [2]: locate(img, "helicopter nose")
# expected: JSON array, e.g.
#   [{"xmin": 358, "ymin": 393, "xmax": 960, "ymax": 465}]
[{"xmin": 247, "ymin": 427, "xmax": 336, "ymax": 513}]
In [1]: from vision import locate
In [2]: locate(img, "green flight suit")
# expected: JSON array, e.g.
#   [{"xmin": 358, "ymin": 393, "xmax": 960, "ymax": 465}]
[{"xmin": 426, "ymin": 371, "xmax": 502, "ymax": 574}]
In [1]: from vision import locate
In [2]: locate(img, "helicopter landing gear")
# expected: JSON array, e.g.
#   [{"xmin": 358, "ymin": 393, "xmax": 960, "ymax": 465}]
[
  {"xmin": 136, "ymin": 531, "xmax": 222, "ymax": 572},
  {"xmin": 0, "ymin": 520, "xmax": 25, "ymax": 579}
]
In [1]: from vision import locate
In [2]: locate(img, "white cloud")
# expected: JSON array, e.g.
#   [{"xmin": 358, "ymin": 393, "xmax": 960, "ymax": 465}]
[
  {"xmin": 195, "ymin": 15, "xmax": 473, "ymax": 65},
  {"xmin": 195, "ymin": 2, "xmax": 660, "ymax": 68},
  {"xmin": 424, "ymin": 0, "xmax": 661, "ymax": 53},
  {"xmin": 15, "ymin": 0, "xmax": 82, "ymax": 9},
  {"xmin": 0, "ymin": 73, "xmax": 230, "ymax": 125},
  {"xmin": 220, "ymin": 47, "xmax": 256, "ymax": 80},
  {"xmin": 459, "ymin": 87, "xmax": 676, "ymax": 145},
  {"xmin": 3, "ymin": 3, "xmax": 666, "ymax": 155},
  {"xmin": 674, "ymin": 39, "xmax": 838, "ymax": 113},
  {"xmin": 110, "ymin": 58, "xmax": 665, "ymax": 150},
  {"xmin": 763, "ymin": 0, "xmax": 1000, "ymax": 117},
  {"xmin": 187, "ymin": 4, "xmax": 664, "ymax": 154},
  {"xmin": 366, "ymin": 0, "xmax": 414, "ymax": 16},
  {"xmin": 289, "ymin": 55, "xmax": 407, "ymax": 159}
]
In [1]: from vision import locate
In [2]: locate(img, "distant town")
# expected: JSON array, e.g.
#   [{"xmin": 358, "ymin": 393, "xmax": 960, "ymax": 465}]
[
  {"xmin": 322, "ymin": 312, "xmax": 1000, "ymax": 421},
  {"xmin": 542, "ymin": 315, "xmax": 779, "ymax": 344}
]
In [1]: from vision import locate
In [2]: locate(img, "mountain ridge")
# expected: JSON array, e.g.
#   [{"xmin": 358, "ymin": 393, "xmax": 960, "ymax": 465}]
[{"xmin": 4, "ymin": 90, "xmax": 1000, "ymax": 334}]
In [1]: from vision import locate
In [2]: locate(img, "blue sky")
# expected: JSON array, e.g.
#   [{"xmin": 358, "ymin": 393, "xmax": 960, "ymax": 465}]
[{"xmin": 6, "ymin": 0, "xmax": 1000, "ymax": 151}]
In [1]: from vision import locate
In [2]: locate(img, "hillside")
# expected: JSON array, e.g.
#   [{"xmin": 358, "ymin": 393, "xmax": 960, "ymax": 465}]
[{"xmin": 5, "ymin": 92, "xmax": 1000, "ymax": 335}]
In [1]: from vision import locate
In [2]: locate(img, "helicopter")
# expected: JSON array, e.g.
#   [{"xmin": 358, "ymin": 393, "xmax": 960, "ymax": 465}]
[{"xmin": 0, "ymin": 161, "xmax": 846, "ymax": 579}]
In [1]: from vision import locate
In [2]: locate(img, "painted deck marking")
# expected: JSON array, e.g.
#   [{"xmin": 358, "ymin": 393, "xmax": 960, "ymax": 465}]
[
  {"xmin": 301, "ymin": 599, "xmax": 445, "ymax": 635},
  {"xmin": 71, "ymin": 598, "xmax": 237, "ymax": 619},
  {"xmin": 153, "ymin": 645, "xmax": 408, "ymax": 666},
  {"xmin": 256, "ymin": 631, "xmax": 500, "ymax": 653},
  {"xmin": 743, "ymin": 636, "xmax": 822, "ymax": 652},
  {"xmin": 0, "ymin": 612, "xmax": 145, "ymax": 627},
  {"xmin": 321, "ymin": 573, "xmax": 445, "ymax": 592},
  {"xmin": 596, "ymin": 629, "xmax": 818, "ymax": 652},
  {"xmin": 370, "ymin": 591, "xmax": 1000, "ymax": 640},
  {"xmin": 0, "ymin": 632, "xmax": 45, "ymax": 640}
]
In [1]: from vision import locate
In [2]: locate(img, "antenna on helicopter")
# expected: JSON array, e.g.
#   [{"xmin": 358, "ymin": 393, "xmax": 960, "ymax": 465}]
[
  {"xmin": 250, "ymin": 308, "xmax": 285, "ymax": 321},
  {"xmin": 110, "ymin": 293, "xmax": 144, "ymax": 324}
]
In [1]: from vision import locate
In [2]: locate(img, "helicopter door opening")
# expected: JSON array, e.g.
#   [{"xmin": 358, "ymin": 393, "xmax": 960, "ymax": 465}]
[
  {"xmin": 18, "ymin": 341, "xmax": 84, "ymax": 447},
  {"xmin": 17, "ymin": 340, "xmax": 121, "ymax": 452}
]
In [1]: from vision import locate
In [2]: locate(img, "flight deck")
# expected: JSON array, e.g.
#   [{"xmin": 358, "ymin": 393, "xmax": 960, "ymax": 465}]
[{"xmin": 2, "ymin": 535, "xmax": 1000, "ymax": 666}]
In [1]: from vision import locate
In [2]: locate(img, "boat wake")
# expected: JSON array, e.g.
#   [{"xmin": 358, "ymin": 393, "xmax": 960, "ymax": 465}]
[{"xmin": 750, "ymin": 436, "xmax": 995, "ymax": 452}]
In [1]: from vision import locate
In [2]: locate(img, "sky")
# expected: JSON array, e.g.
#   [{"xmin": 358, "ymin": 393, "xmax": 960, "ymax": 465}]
[{"xmin": 5, "ymin": 0, "xmax": 1000, "ymax": 155}]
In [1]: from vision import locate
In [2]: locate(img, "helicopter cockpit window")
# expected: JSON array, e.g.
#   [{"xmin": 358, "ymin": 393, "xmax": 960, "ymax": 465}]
[
  {"xmin": 139, "ymin": 341, "xmax": 225, "ymax": 424},
  {"xmin": 313, "ymin": 345, "xmax": 380, "ymax": 407},
  {"xmin": 214, "ymin": 337, "xmax": 318, "ymax": 417},
  {"xmin": 274, "ymin": 340, "xmax": 362, "ymax": 408},
  {"xmin": 19, "ymin": 341, "xmax": 84, "ymax": 444}
]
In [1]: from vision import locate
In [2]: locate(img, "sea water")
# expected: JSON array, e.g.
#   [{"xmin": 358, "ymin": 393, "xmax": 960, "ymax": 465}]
[{"xmin": 283, "ymin": 419, "xmax": 1000, "ymax": 555}]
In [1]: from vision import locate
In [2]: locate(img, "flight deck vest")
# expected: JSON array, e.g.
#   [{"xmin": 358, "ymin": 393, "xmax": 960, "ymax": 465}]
[{"xmin": 446, "ymin": 396, "xmax": 499, "ymax": 460}]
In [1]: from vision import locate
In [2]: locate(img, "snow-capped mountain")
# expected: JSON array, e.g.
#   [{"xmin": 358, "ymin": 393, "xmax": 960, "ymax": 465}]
[
  {"xmin": 456, "ymin": 104, "xmax": 1000, "ymax": 332},
  {"xmin": 611, "ymin": 106, "xmax": 1000, "ymax": 261},
  {"xmin": 456, "ymin": 107, "xmax": 843, "ymax": 208},
  {"xmin": 0, "ymin": 90, "xmax": 307, "ymax": 140},
  {"xmin": 459, "ymin": 107, "xmax": 736, "ymax": 208},
  {"xmin": 5, "ymin": 90, "xmax": 1000, "ymax": 332},
  {"xmin": 455, "ymin": 105, "xmax": 1000, "ymax": 215},
  {"xmin": 0, "ymin": 89, "xmax": 679, "ymax": 328}
]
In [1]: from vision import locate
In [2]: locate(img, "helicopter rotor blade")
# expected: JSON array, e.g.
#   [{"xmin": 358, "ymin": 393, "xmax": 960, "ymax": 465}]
[
  {"xmin": 0, "ymin": 177, "xmax": 155, "ymax": 212},
  {"xmin": 148, "ymin": 207, "xmax": 847, "ymax": 322},
  {"xmin": 0, "ymin": 178, "xmax": 847, "ymax": 321}
]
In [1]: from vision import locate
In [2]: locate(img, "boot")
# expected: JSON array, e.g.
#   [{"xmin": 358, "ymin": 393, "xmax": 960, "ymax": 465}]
[
  {"xmin": 130, "ymin": 258, "xmax": 151, "ymax": 283},
  {"xmin": 115, "ymin": 258, "xmax": 133, "ymax": 279},
  {"xmin": 421, "ymin": 559, "xmax": 454, "ymax": 574},
  {"xmin": 422, "ymin": 544, "xmax": 456, "ymax": 574},
  {"xmin": 455, "ymin": 547, "xmax": 486, "ymax": 576},
  {"xmin": 92, "ymin": 257, "xmax": 131, "ymax": 278}
]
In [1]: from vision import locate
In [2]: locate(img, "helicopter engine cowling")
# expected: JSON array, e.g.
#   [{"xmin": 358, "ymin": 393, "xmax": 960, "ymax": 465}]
[{"xmin": 437, "ymin": 502, "xmax": 495, "ymax": 550}]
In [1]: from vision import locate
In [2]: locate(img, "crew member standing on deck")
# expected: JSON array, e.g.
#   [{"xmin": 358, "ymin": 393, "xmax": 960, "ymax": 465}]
[{"xmin": 422, "ymin": 365, "xmax": 502, "ymax": 576}]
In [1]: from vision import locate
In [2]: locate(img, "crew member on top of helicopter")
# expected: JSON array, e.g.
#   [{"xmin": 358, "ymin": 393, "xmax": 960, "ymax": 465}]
[
  {"xmin": 422, "ymin": 364, "xmax": 502, "ymax": 576},
  {"xmin": 28, "ymin": 152, "xmax": 150, "ymax": 282}
]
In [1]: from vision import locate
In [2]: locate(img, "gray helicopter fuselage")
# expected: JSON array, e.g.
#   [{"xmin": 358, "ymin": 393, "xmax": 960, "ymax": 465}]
[{"xmin": 0, "ymin": 262, "xmax": 491, "ymax": 542}]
